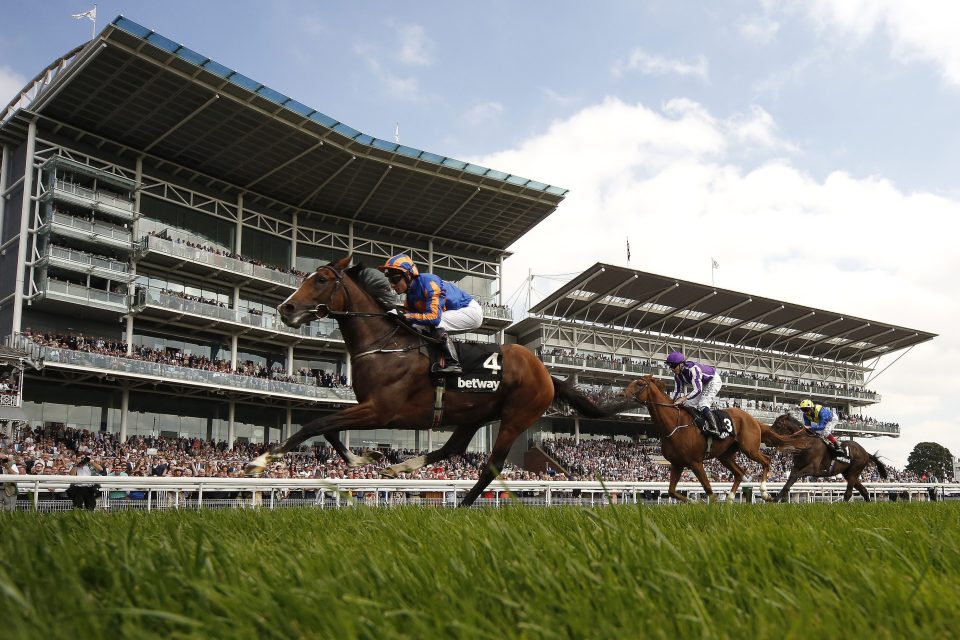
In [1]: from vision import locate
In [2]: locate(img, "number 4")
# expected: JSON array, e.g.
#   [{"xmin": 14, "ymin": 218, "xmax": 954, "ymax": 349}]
[{"xmin": 482, "ymin": 353, "xmax": 501, "ymax": 371}]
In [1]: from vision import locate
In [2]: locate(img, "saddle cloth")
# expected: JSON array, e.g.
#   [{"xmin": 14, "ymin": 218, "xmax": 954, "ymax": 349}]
[
  {"xmin": 438, "ymin": 342, "xmax": 504, "ymax": 393},
  {"xmin": 687, "ymin": 407, "xmax": 735, "ymax": 439}
]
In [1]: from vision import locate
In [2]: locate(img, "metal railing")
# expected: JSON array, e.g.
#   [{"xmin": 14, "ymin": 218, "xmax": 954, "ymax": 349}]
[
  {"xmin": 42, "ymin": 279, "xmax": 128, "ymax": 309},
  {"xmin": 1, "ymin": 476, "xmax": 952, "ymax": 511},
  {"xmin": 136, "ymin": 289, "xmax": 337, "ymax": 339},
  {"xmin": 46, "ymin": 245, "xmax": 129, "ymax": 275},
  {"xmin": 138, "ymin": 235, "xmax": 301, "ymax": 288},
  {"xmin": 541, "ymin": 355, "xmax": 881, "ymax": 402},
  {"xmin": 44, "ymin": 212, "xmax": 134, "ymax": 246},
  {"xmin": 32, "ymin": 345, "xmax": 357, "ymax": 402},
  {"xmin": 52, "ymin": 179, "xmax": 134, "ymax": 215}
]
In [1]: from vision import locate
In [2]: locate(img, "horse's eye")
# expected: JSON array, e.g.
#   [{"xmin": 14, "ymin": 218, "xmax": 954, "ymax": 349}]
[{"xmin": 314, "ymin": 276, "xmax": 326, "ymax": 286}]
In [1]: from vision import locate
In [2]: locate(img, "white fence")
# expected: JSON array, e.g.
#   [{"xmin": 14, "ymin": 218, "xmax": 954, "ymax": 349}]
[{"xmin": 2, "ymin": 475, "xmax": 955, "ymax": 512}]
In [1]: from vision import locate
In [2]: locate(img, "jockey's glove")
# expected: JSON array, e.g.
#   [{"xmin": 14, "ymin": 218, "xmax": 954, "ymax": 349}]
[{"xmin": 387, "ymin": 308, "xmax": 405, "ymax": 318}]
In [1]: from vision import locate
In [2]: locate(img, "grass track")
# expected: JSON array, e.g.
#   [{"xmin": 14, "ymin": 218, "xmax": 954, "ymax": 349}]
[{"xmin": 1, "ymin": 502, "xmax": 958, "ymax": 639}]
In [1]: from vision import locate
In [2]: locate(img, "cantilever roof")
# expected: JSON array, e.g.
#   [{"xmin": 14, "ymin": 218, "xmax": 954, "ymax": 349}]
[
  {"xmin": 516, "ymin": 263, "xmax": 936, "ymax": 363},
  {"xmin": 0, "ymin": 16, "xmax": 566, "ymax": 252}
]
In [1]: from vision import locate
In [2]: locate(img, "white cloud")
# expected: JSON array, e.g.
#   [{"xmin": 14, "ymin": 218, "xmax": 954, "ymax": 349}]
[
  {"xmin": 0, "ymin": 65, "xmax": 26, "ymax": 109},
  {"xmin": 353, "ymin": 43, "xmax": 420, "ymax": 101},
  {"xmin": 612, "ymin": 49, "xmax": 709, "ymax": 80},
  {"xmin": 738, "ymin": 14, "xmax": 781, "ymax": 44},
  {"xmin": 396, "ymin": 24, "xmax": 433, "ymax": 66},
  {"xmin": 464, "ymin": 101, "xmax": 503, "ymax": 126},
  {"xmin": 805, "ymin": 0, "xmax": 960, "ymax": 86},
  {"xmin": 469, "ymin": 97, "xmax": 960, "ymax": 468}
]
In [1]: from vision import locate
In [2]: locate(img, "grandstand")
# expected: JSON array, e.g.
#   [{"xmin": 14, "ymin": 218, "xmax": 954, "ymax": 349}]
[
  {"xmin": 0, "ymin": 16, "xmax": 563, "ymax": 453},
  {"xmin": 0, "ymin": 16, "xmax": 935, "ymax": 467},
  {"xmin": 507, "ymin": 263, "xmax": 935, "ymax": 446}
]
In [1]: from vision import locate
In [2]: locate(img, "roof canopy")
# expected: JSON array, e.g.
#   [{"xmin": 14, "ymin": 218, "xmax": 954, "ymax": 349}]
[
  {"xmin": 522, "ymin": 263, "xmax": 936, "ymax": 363},
  {"xmin": 1, "ymin": 16, "xmax": 566, "ymax": 253}
]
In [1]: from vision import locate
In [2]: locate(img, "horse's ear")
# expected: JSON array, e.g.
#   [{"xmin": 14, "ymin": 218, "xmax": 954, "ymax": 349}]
[{"xmin": 333, "ymin": 254, "xmax": 352, "ymax": 270}]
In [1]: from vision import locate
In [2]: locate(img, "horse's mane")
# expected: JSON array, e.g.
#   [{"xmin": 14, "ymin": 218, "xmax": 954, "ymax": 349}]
[
  {"xmin": 773, "ymin": 412, "xmax": 805, "ymax": 434},
  {"xmin": 346, "ymin": 264, "xmax": 397, "ymax": 309}
]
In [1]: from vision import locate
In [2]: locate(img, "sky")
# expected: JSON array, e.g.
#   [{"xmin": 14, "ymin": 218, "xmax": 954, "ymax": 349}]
[{"xmin": 1, "ymin": 1, "xmax": 958, "ymax": 469}]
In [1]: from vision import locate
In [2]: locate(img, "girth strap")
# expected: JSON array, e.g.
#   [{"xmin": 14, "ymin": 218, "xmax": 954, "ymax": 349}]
[{"xmin": 432, "ymin": 378, "xmax": 446, "ymax": 429}]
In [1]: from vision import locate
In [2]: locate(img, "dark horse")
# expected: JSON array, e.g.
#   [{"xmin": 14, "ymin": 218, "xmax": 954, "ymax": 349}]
[
  {"xmin": 624, "ymin": 375, "xmax": 811, "ymax": 502},
  {"xmin": 248, "ymin": 255, "xmax": 636, "ymax": 507},
  {"xmin": 770, "ymin": 413, "xmax": 888, "ymax": 502}
]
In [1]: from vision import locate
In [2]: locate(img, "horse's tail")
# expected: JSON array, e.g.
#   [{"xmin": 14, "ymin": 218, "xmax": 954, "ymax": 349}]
[
  {"xmin": 870, "ymin": 453, "xmax": 889, "ymax": 480},
  {"xmin": 760, "ymin": 423, "xmax": 812, "ymax": 450},
  {"xmin": 551, "ymin": 376, "xmax": 638, "ymax": 418}
]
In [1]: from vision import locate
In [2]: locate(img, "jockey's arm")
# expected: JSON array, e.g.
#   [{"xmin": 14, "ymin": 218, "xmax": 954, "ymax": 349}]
[{"xmin": 403, "ymin": 280, "xmax": 444, "ymax": 326}]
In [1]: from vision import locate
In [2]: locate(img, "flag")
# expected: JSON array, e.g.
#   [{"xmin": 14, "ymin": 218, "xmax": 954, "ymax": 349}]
[
  {"xmin": 711, "ymin": 257, "xmax": 719, "ymax": 269},
  {"xmin": 71, "ymin": 6, "xmax": 96, "ymax": 21},
  {"xmin": 394, "ymin": 122, "xmax": 400, "ymax": 144},
  {"xmin": 626, "ymin": 237, "xmax": 631, "ymax": 262}
]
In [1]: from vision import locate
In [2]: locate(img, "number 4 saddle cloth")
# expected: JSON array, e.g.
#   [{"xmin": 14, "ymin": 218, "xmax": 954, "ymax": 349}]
[{"xmin": 440, "ymin": 342, "xmax": 504, "ymax": 392}]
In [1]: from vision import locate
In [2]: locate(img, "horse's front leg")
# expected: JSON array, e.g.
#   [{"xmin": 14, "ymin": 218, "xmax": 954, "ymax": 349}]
[
  {"xmin": 245, "ymin": 404, "xmax": 379, "ymax": 475},
  {"xmin": 667, "ymin": 465, "xmax": 688, "ymax": 503}
]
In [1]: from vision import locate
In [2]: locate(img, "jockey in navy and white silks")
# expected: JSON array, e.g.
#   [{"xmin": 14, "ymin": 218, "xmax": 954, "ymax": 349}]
[
  {"xmin": 377, "ymin": 254, "xmax": 482, "ymax": 374},
  {"xmin": 799, "ymin": 399, "xmax": 841, "ymax": 451},
  {"xmin": 665, "ymin": 351, "xmax": 724, "ymax": 435}
]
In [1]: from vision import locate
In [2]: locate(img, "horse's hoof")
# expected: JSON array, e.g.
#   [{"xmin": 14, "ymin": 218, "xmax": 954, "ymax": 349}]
[
  {"xmin": 380, "ymin": 466, "xmax": 399, "ymax": 479},
  {"xmin": 245, "ymin": 452, "xmax": 279, "ymax": 476},
  {"xmin": 365, "ymin": 450, "xmax": 384, "ymax": 463}
]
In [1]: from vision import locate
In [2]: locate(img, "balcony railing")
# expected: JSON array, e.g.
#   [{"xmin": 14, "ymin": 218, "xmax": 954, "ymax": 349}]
[
  {"xmin": 46, "ymin": 245, "xmax": 130, "ymax": 277},
  {"xmin": 26, "ymin": 343, "xmax": 356, "ymax": 403},
  {"xmin": 480, "ymin": 304, "xmax": 513, "ymax": 321},
  {"xmin": 51, "ymin": 179, "xmax": 134, "ymax": 217},
  {"xmin": 44, "ymin": 212, "xmax": 134, "ymax": 248},
  {"xmin": 42, "ymin": 279, "xmax": 128, "ymax": 310},
  {"xmin": 137, "ymin": 289, "xmax": 338, "ymax": 340},
  {"xmin": 540, "ymin": 355, "xmax": 881, "ymax": 403},
  {"xmin": 138, "ymin": 235, "xmax": 301, "ymax": 288}
]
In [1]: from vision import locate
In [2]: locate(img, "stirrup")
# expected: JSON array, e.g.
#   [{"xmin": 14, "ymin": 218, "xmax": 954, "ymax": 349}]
[{"xmin": 432, "ymin": 362, "xmax": 462, "ymax": 374}]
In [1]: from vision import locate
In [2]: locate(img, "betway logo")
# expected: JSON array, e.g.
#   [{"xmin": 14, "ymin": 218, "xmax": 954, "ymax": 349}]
[{"xmin": 457, "ymin": 378, "xmax": 500, "ymax": 391}]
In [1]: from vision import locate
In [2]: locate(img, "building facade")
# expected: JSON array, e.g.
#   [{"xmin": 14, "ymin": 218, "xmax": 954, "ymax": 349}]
[{"xmin": 0, "ymin": 17, "xmax": 565, "ymax": 452}]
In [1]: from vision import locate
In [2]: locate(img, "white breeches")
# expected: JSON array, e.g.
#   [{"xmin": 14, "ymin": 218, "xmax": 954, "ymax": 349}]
[
  {"xmin": 683, "ymin": 376, "xmax": 723, "ymax": 411},
  {"xmin": 438, "ymin": 299, "xmax": 483, "ymax": 333}
]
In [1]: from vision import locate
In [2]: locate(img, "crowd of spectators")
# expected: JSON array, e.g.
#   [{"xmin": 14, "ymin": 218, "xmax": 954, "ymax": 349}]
[
  {"xmin": 23, "ymin": 331, "xmax": 348, "ymax": 388},
  {"xmin": 0, "ymin": 422, "xmax": 924, "ymax": 491},
  {"xmin": 0, "ymin": 371, "xmax": 18, "ymax": 396}
]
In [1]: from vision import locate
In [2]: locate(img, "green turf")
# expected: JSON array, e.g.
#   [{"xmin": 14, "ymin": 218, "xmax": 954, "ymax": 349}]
[{"xmin": 1, "ymin": 502, "xmax": 958, "ymax": 639}]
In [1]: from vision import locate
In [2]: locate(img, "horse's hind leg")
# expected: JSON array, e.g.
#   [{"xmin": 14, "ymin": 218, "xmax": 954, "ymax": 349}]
[
  {"xmin": 853, "ymin": 480, "xmax": 870, "ymax": 501},
  {"xmin": 739, "ymin": 436, "xmax": 774, "ymax": 501},
  {"xmin": 688, "ymin": 461, "xmax": 715, "ymax": 503},
  {"xmin": 460, "ymin": 426, "xmax": 521, "ymax": 507},
  {"xmin": 381, "ymin": 424, "xmax": 480, "ymax": 478},
  {"xmin": 717, "ymin": 450, "xmax": 746, "ymax": 503},
  {"xmin": 324, "ymin": 432, "xmax": 382, "ymax": 468}
]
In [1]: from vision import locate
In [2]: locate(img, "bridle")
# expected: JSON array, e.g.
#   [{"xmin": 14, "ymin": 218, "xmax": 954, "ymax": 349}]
[
  {"xmin": 629, "ymin": 379, "xmax": 693, "ymax": 437},
  {"xmin": 300, "ymin": 264, "xmax": 427, "ymax": 360}
]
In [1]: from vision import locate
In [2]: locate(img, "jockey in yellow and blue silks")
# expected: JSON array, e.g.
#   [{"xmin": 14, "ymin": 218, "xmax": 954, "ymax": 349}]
[
  {"xmin": 377, "ymin": 254, "xmax": 483, "ymax": 374},
  {"xmin": 799, "ymin": 399, "xmax": 842, "ymax": 452}
]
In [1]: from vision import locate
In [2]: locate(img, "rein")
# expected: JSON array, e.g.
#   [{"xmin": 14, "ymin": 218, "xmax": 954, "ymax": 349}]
[
  {"xmin": 307, "ymin": 264, "xmax": 435, "ymax": 360},
  {"xmin": 631, "ymin": 383, "xmax": 693, "ymax": 437}
]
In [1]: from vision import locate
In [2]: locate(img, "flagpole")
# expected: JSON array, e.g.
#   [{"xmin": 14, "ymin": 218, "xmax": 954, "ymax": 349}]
[{"xmin": 711, "ymin": 257, "xmax": 715, "ymax": 287}]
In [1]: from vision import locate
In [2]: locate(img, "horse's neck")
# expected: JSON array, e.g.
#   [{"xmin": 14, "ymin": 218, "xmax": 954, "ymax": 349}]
[{"xmin": 645, "ymin": 387, "xmax": 680, "ymax": 436}]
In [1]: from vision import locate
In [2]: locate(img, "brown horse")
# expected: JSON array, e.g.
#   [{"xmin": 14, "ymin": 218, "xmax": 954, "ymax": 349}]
[
  {"xmin": 624, "ymin": 375, "xmax": 810, "ymax": 502},
  {"xmin": 248, "ymin": 255, "xmax": 636, "ymax": 507},
  {"xmin": 770, "ymin": 413, "xmax": 889, "ymax": 502}
]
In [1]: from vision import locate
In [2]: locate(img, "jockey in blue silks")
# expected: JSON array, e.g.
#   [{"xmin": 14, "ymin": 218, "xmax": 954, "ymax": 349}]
[
  {"xmin": 665, "ymin": 351, "xmax": 724, "ymax": 436},
  {"xmin": 377, "ymin": 254, "xmax": 482, "ymax": 374}
]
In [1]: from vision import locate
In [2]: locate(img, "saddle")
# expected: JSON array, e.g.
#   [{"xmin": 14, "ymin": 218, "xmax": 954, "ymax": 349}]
[{"xmin": 684, "ymin": 407, "xmax": 735, "ymax": 439}]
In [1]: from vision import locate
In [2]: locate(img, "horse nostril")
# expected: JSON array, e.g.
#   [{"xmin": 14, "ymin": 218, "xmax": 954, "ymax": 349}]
[{"xmin": 279, "ymin": 303, "xmax": 295, "ymax": 317}]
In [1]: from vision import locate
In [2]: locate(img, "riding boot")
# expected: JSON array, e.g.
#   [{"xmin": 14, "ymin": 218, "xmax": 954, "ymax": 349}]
[
  {"xmin": 700, "ymin": 407, "xmax": 719, "ymax": 437},
  {"xmin": 432, "ymin": 329, "xmax": 462, "ymax": 374},
  {"xmin": 826, "ymin": 433, "xmax": 842, "ymax": 454}
]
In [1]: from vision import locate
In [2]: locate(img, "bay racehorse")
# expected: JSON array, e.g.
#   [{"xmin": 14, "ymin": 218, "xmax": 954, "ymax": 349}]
[
  {"xmin": 248, "ymin": 255, "xmax": 637, "ymax": 506},
  {"xmin": 624, "ymin": 375, "xmax": 810, "ymax": 502},
  {"xmin": 770, "ymin": 413, "xmax": 888, "ymax": 502}
]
